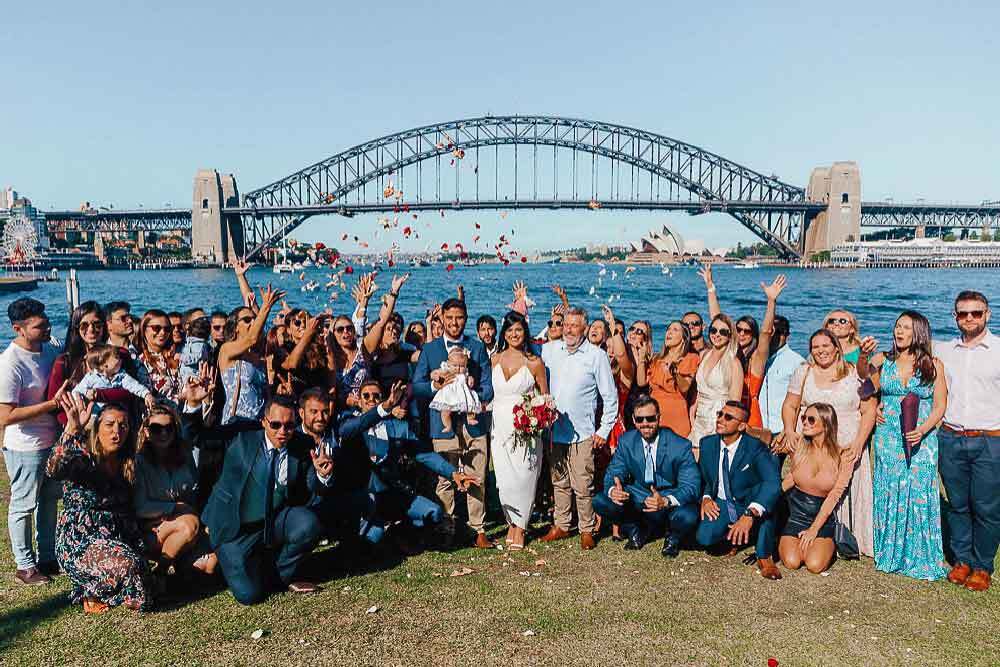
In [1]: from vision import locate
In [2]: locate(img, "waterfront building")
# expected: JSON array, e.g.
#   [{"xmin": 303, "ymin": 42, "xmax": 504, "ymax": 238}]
[{"xmin": 830, "ymin": 237, "xmax": 1000, "ymax": 268}]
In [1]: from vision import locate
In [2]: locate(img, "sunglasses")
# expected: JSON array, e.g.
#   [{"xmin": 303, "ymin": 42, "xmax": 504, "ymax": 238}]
[
  {"xmin": 211, "ymin": 324, "xmax": 225, "ymax": 331},
  {"xmin": 238, "ymin": 315, "xmax": 255, "ymax": 324},
  {"xmin": 79, "ymin": 321, "xmax": 104, "ymax": 331},
  {"xmin": 361, "ymin": 392, "xmax": 383, "ymax": 400},
  {"xmin": 146, "ymin": 422, "xmax": 174, "ymax": 436},
  {"xmin": 291, "ymin": 318, "xmax": 306, "ymax": 326},
  {"xmin": 956, "ymin": 310, "xmax": 985, "ymax": 320},
  {"xmin": 826, "ymin": 317, "xmax": 850, "ymax": 326},
  {"xmin": 736, "ymin": 326, "xmax": 753, "ymax": 335},
  {"xmin": 628, "ymin": 327, "xmax": 646, "ymax": 337},
  {"xmin": 633, "ymin": 415, "xmax": 658, "ymax": 424},
  {"xmin": 716, "ymin": 410, "xmax": 742, "ymax": 422},
  {"xmin": 800, "ymin": 414, "xmax": 818, "ymax": 426},
  {"xmin": 334, "ymin": 325, "xmax": 353, "ymax": 333},
  {"xmin": 683, "ymin": 321, "xmax": 703, "ymax": 328},
  {"xmin": 148, "ymin": 324, "xmax": 173, "ymax": 334},
  {"xmin": 267, "ymin": 420, "xmax": 298, "ymax": 432},
  {"xmin": 548, "ymin": 320, "xmax": 564, "ymax": 327},
  {"xmin": 709, "ymin": 326, "xmax": 731, "ymax": 337}
]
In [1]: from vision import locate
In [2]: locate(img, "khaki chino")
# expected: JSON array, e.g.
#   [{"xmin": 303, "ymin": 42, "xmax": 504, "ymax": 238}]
[
  {"xmin": 548, "ymin": 438, "xmax": 596, "ymax": 533},
  {"xmin": 433, "ymin": 423, "xmax": 487, "ymax": 533}
]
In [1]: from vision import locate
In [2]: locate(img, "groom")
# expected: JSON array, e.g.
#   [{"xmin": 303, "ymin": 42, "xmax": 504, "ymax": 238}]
[{"xmin": 412, "ymin": 298, "xmax": 494, "ymax": 548}]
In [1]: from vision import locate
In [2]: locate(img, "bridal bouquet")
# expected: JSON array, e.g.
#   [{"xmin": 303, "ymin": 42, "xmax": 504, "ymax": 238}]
[{"xmin": 512, "ymin": 391, "xmax": 558, "ymax": 449}]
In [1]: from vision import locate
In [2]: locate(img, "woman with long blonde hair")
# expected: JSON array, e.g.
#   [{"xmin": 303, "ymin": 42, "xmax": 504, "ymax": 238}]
[
  {"xmin": 779, "ymin": 402, "xmax": 854, "ymax": 573},
  {"xmin": 823, "ymin": 309, "xmax": 863, "ymax": 365},
  {"xmin": 687, "ymin": 312, "xmax": 744, "ymax": 459}
]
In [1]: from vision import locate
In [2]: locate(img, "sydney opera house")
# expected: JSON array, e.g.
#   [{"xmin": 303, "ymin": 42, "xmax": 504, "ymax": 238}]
[{"xmin": 626, "ymin": 224, "xmax": 708, "ymax": 262}]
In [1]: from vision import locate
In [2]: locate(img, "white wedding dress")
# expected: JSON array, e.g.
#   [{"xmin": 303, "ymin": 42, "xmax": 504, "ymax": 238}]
[{"xmin": 490, "ymin": 364, "xmax": 542, "ymax": 529}]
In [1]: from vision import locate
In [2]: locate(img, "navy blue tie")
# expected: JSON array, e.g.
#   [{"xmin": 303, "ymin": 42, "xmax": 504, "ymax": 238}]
[
  {"xmin": 264, "ymin": 448, "xmax": 278, "ymax": 548},
  {"xmin": 721, "ymin": 447, "xmax": 738, "ymax": 522}
]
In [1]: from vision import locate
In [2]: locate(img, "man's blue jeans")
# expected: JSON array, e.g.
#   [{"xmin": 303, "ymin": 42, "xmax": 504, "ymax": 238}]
[{"xmin": 3, "ymin": 448, "xmax": 61, "ymax": 570}]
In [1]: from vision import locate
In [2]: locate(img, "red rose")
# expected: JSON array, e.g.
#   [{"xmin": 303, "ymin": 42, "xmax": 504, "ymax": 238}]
[
  {"xmin": 344, "ymin": 265, "xmax": 354, "ymax": 274},
  {"xmin": 768, "ymin": 659, "xmax": 778, "ymax": 667}
]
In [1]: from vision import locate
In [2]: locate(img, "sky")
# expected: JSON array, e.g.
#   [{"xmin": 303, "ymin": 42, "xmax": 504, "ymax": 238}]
[{"xmin": 3, "ymin": 0, "xmax": 999, "ymax": 254}]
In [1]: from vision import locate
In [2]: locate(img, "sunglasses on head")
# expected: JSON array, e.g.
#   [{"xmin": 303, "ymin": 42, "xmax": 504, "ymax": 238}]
[
  {"xmin": 956, "ymin": 310, "xmax": 985, "ymax": 320},
  {"xmin": 633, "ymin": 414, "xmax": 658, "ymax": 424},
  {"xmin": 361, "ymin": 391, "xmax": 383, "ymax": 400},
  {"xmin": 709, "ymin": 326, "xmax": 731, "ymax": 337},
  {"xmin": 79, "ymin": 320, "xmax": 104, "ymax": 331},
  {"xmin": 148, "ymin": 324, "xmax": 173, "ymax": 334},
  {"xmin": 800, "ymin": 414, "xmax": 818, "ymax": 426},
  {"xmin": 716, "ymin": 410, "xmax": 741, "ymax": 422},
  {"xmin": 267, "ymin": 420, "xmax": 297, "ymax": 432},
  {"xmin": 827, "ymin": 317, "xmax": 850, "ymax": 325},
  {"xmin": 146, "ymin": 422, "xmax": 174, "ymax": 436}
]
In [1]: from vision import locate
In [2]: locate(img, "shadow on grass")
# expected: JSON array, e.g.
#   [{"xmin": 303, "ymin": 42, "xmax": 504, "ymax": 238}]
[{"xmin": 0, "ymin": 592, "xmax": 70, "ymax": 651}]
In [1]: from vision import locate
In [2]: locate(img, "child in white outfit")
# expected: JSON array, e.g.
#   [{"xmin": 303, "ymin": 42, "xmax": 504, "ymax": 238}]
[
  {"xmin": 429, "ymin": 346, "xmax": 482, "ymax": 433},
  {"xmin": 73, "ymin": 344, "xmax": 155, "ymax": 411}
]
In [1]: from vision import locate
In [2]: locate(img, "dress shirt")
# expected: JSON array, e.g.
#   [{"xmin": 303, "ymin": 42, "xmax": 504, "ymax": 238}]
[
  {"xmin": 607, "ymin": 434, "xmax": 679, "ymax": 507},
  {"xmin": 702, "ymin": 436, "xmax": 765, "ymax": 515},
  {"xmin": 366, "ymin": 404, "xmax": 392, "ymax": 449},
  {"xmin": 542, "ymin": 339, "xmax": 619, "ymax": 443},
  {"xmin": 263, "ymin": 435, "xmax": 289, "ymax": 487},
  {"xmin": 934, "ymin": 331, "xmax": 1000, "ymax": 431},
  {"xmin": 759, "ymin": 344, "xmax": 805, "ymax": 432}
]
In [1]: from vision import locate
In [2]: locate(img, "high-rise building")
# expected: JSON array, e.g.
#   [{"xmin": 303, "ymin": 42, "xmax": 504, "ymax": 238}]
[{"xmin": 0, "ymin": 187, "xmax": 18, "ymax": 210}]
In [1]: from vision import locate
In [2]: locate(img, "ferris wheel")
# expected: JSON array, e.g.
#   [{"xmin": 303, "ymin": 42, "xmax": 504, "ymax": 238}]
[{"xmin": 1, "ymin": 212, "xmax": 39, "ymax": 265}]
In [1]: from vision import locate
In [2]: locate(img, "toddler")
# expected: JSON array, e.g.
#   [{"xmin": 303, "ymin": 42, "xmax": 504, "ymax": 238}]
[
  {"xmin": 73, "ymin": 344, "xmax": 155, "ymax": 410},
  {"xmin": 179, "ymin": 316, "xmax": 212, "ymax": 385},
  {"xmin": 429, "ymin": 346, "xmax": 482, "ymax": 433}
]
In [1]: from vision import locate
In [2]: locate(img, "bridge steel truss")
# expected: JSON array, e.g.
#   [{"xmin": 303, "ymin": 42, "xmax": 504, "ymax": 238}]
[
  {"xmin": 44, "ymin": 209, "xmax": 193, "ymax": 233},
  {"xmin": 240, "ymin": 116, "xmax": 810, "ymax": 260},
  {"xmin": 859, "ymin": 202, "xmax": 1000, "ymax": 229}
]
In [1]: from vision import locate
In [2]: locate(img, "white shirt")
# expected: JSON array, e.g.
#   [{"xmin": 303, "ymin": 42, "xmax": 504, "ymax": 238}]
[
  {"xmin": 366, "ymin": 405, "xmax": 392, "ymax": 444},
  {"xmin": 934, "ymin": 331, "xmax": 1000, "ymax": 431},
  {"xmin": 759, "ymin": 344, "xmax": 805, "ymax": 433},
  {"xmin": 703, "ymin": 436, "xmax": 765, "ymax": 516},
  {"xmin": 542, "ymin": 339, "xmax": 619, "ymax": 443},
  {"xmin": 262, "ymin": 435, "xmax": 289, "ymax": 487},
  {"xmin": 0, "ymin": 341, "xmax": 60, "ymax": 452}
]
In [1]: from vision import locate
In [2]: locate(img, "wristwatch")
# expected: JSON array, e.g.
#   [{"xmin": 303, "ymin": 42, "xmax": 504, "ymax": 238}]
[{"xmin": 744, "ymin": 508, "xmax": 759, "ymax": 521}]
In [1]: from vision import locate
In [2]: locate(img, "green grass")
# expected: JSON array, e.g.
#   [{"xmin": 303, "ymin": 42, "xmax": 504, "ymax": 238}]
[{"xmin": 1, "ymin": 475, "xmax": 998, "ymax": 667}]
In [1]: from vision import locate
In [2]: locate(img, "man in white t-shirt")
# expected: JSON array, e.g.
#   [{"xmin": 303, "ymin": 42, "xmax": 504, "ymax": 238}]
[{"xmin": 0, "ymin": 297, "xmax": 67, "ymax": 585}]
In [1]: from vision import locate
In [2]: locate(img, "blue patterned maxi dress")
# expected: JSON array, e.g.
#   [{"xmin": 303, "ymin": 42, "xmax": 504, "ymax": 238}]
[{"xmin": 872, "ymin": 359, "xmax": 948, "ymax": 580}]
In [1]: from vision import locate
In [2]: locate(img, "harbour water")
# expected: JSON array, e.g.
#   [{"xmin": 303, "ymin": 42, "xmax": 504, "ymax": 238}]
[{"xmin": 1, "ymin": 265, "xmax": 996, "ymax": 351}]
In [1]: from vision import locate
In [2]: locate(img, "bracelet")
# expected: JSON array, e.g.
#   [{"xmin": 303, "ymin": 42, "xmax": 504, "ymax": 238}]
[
  {"xmin": 389, "ymin": 291, "xmax": 399, "ymax": 298},
  {"xmin": 707, "ymin": 286, "xmax": 716, "ymax": 293}
]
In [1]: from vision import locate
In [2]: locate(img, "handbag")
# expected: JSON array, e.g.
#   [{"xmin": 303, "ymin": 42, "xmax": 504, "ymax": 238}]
[{"xmin": 833, "ymin": 485, "xmax": 860, "ymax": 560}]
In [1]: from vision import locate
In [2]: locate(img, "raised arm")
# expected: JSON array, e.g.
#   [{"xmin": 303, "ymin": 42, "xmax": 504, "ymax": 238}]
[
  {"xmin": 281, "ymin": 315, "xmax": 324, "ymax": 371},
  {"xmin": 362, "ymin": 273, "xmax": 409, "ymax": 355},
  {"xmin": 602, "ymin": 305, "xmax": 634, "ymax": 384},
  {"xmin": 750, "ymin": 274, "xmax": 786, "ymax": 377},
  {"xmin": 231, "ymin": 258, "xmax": 258, "ymax": 313},
  {"xmin": 551, "ymin": 284, "xmax": 570, "ymax": 310},
  {"xmin": 219, "ymin": 284, "xmax": 285, "ymax": 364},
  {"xmin": 727, "ymin": 357, "xmax": 744, "ymax": 402},
  {"xmin": 351, "ymin": 271, "xmax": 377, "ymax": 336},
  {"xmin": 697, "ymin": 263, "xmax": 722, "ymax": 320}
]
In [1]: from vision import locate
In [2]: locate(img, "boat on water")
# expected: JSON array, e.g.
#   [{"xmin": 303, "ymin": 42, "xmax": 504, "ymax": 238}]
[
  {"xmin": 273, "ymin": 261, "xmax": 294, "ymax": 273},
  {"xmin": 730, "ymin": 261, "xmax": 761, "ymax": 269}
]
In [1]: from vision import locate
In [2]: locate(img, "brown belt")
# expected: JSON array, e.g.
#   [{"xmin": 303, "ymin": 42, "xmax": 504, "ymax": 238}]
[{"xmin": 942, "ymin": 424, "xmax": 1000, "ymax": 438}]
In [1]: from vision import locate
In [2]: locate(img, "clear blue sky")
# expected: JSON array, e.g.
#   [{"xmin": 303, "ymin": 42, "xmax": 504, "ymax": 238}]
[{"xmin": 3, "ymin": 1, "xmax": 998, "ymax": 253}]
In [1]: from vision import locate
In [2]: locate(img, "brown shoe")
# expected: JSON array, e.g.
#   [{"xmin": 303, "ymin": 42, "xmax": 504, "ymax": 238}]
[
  {"xmin": 539, "ymin": 526, "xmax": 571, "ymax": 543},
  {"xmin": 580, "ymin": 532, "xmax": 597, "ymax": 550},
  {"xmin": 287, "ymin": 581, "xmax": 321, "ymax": 594},
  {"xmin": 757, "ymin": 557, "xmax": 783, "ymax": 580},
  {"xmin": 964, "ymin": 569, "xmax": 992, "ymax": 592},
  {"xmin": 947, "ymin": 562, "xmax": 972, "ymax": 585},
  {"xmin": 473, "ymin": 532, "xmax": 495, "ymax": 549},
  {"xmin": 14, "ymin": 567, "xmax": 51, "ymax": 586}
]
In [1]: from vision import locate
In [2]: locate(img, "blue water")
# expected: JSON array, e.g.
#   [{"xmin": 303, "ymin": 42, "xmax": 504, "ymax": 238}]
[{"xmin": 2, "ymin": 265, "xmax": 996, "ymax": 352}]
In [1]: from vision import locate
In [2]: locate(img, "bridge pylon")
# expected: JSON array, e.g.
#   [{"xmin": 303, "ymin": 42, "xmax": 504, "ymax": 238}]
[
  {"xmin": 192, "ymin": 169, "xmax": 244, "ymax": 265},
  {"xmin": 802, "ymin": 162, "xmax": 861, "ymax": 258}
]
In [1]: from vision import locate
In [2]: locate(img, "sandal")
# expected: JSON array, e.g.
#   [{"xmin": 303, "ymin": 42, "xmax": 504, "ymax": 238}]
[{"xmin": 508, "ymin": 542, "xmax": 524, "ymax": 552}]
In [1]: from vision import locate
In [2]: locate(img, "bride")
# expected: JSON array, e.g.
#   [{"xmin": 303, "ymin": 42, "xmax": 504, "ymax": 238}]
[{"xmin": 490, "ymin": 311, "xmax": 548, "ymax": 550}]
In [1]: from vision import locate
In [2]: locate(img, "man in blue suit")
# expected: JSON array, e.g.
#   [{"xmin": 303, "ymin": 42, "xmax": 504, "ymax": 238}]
[
  {"xmin": 592, "ymin": 396, "xmax": 700, "ymax": 557},
  {"xmin": 412, "ymin": 298, "xmax": 494, "ymax": 548},
  {"xmin": 200, "ymin": 395, "xmax": 333, "ymax": 605},
  {"xmin": 695, "ymin": 400, "xmax": 783, "ymax": 580},
  {"xmin": 340, "ymin": 379, "xmax": 478, "ymax": 551}
]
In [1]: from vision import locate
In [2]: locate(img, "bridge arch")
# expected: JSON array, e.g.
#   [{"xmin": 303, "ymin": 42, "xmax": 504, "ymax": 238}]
[{"xmin": 241, "ymin": 116, "xmax": 807, "ymax": 259}]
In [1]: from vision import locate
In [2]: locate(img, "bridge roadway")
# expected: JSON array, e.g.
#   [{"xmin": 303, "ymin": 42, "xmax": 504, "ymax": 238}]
[{"xmin": 42, "ymin": 200, "xmax": 1000, "ymax": 231}]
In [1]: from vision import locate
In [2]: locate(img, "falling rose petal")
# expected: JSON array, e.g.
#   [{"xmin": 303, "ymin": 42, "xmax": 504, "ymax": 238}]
[
  {"xmin": 767, "ymin": 660, "xmax": 778, "ymax": 667},
  {"xmin": 460, "ymin": 252, "xmax": 469, "ymax": 260},
  {"xmin": 344, "ymin": 266, "xmax": 354, "ymax": 274},
  {"xmin": 520, "ymin": 256, "xmax": 527, "ymax": 263},
  {"xmin": 474, "ymin": 222, "xmax": 481, "ymax": 229},
  {"xmin": 446, "ymin": 263, "xmax": 455, "ymax": 272},
  {"xmin": 341, "ymin": 234, "xmax": 348, "ymax": 241},
  {"xmin": 440, "ymin": 210, "xmax": 445, "ymax": 218},
  {"xmin": 315, "ymin": 242, "xmax": 326, "ymax": 250},
  {"xmin": 393, "ymin": 204, "xmax": 400, "ymax": 213},
  {"xmin": 388, "ymin": 259, "xmax": 395, "ymax": 267},
  {"xmin": 402, "ymin": 204, "xmax": 410, "ymax": 212},
  {"xmin": 441, "ymin": 243, "xmax": 449, "ymax": 250},
  {"xmin": 473, "ymin": 235, "xmax": 480, "ymax": 243},
  {"xmin": 412, "ymin": 213, "xmax": 418, "ymax": 219}
]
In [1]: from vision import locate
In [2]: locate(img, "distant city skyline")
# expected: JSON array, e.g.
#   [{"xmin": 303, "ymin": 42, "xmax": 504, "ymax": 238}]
[{"xmin": 3, "ymin": 1, "xmax": 999, "ymax": 254}]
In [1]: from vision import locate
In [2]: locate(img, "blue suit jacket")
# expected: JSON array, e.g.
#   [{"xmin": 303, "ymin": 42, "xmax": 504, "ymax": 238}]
[
  {"xmin": 603, "ymin": 428, "xmax": 701, "ymax": 506},
  {"xmin": 339, "ymin": 407, "xmax": 457, "ymax": 494},
  {"xmin": 201, "ymin": 429, "xmax": 322, "ymax": 549},
  {"xmin": 697, "ymin": 433, "xmax": 781, "ymax": 514},
  {"xmin": 412, "ymin": 335, "xmax": 494, "ymax": 439}
]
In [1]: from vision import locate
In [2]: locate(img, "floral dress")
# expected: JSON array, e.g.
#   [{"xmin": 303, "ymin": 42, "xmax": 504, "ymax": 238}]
[
  {"xmin": 46, "ymin": 433, "xmax": 151, "ymax": 610},
  {"xmin": 872, "ymin": 360, "xmax": 947, "ymax": 580},
  {"xmin": 336, "ymin": 348, "xmax": 369, "ymax": 405},
  {"xmin": 138, "ymin": 351, "xmax": 182, "ymax": 408}
]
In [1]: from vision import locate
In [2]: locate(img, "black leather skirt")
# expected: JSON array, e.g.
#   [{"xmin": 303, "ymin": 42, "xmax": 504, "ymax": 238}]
[{"xmin": 781, "ymin": 487, "xmax": 835, "ymax": 538}]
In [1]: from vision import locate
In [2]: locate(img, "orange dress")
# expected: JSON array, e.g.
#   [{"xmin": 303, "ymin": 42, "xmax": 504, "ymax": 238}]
[
  {"xmin": 744, "ymin": 370, "xmax": 764, "ymax": 428},
  {"xmin": 648, "ymin": 353, "xmax": 700, "ymax": 437}
]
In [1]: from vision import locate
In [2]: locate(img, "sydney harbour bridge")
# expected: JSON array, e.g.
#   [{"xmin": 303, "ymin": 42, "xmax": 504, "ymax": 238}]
[{"xmin": 40, "ymin": 115, "xmax": 1000, "ymax": 262}]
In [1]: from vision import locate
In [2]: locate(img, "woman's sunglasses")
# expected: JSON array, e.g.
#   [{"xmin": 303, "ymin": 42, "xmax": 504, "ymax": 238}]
[
  {"xmin": 628, "ymin": 327, "xmax": 646, "ymax": 337},
  {"xmin": 334, "ymin": 325, "xmax": 353, "ymax": 334},
  {"xmin": 238, "ymin": 315, "xmax": 255, "ymax": 325},
  {"xmin": 79, "ymin": 320, "xmax": 104, "ymax": 332},
  {"xmin": 146, "ymin": 422, "xmax": 174, "ymax": 436},
  {"xmin": 548, "ymin": 320, "xmax": 564, "ymax": 328},
  {"xmin": 709, "ymin": 326, "xmax": 731, "ymax": 337},
  {"xmin": 826, "ymin": 317, "xmax": 850, "ymax": 326},
  {"xmin": 147, "ymin": 324, "xmax": 173, "ymax": 334},
  {"xmin": 736, "ymin": 326, "xmax": 753, "ymax": 335},
  {"xmin": 800, "ymin": 414, "xmax": 818, "ymax": 426}
]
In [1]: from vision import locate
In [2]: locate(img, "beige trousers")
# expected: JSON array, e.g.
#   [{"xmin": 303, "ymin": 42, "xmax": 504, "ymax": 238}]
[
  {"xmin": 433, "ymin": 424, "xmax": 487, "ymax": 533},
  {"xmin": 548, "ymin": 438, "xmax": 596, "ymax": 533}
]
